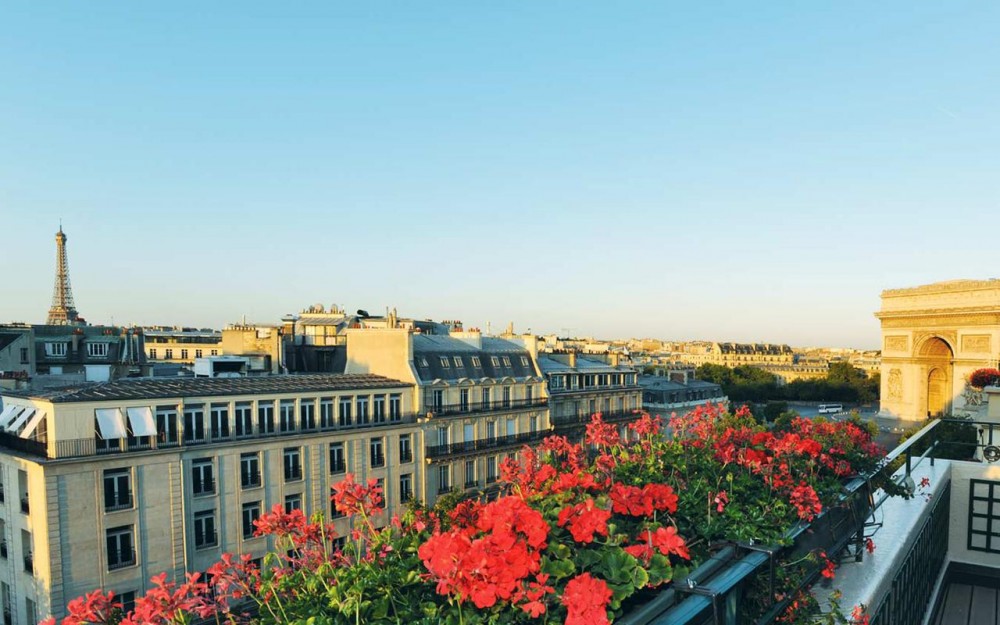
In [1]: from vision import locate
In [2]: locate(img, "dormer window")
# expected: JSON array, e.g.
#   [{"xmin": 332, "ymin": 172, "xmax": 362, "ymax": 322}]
[
  {"xmin": 491, "ymin": 356, "xmax": 500, "ymax": 367},
  {"xmin": 45, "ymin": 343, "xmax": 67, "ymax": 357},
  {"xmin": 87, "ymin": 343, "xmax": 108, "ymax": 358},
  {"xmin": 420, "ymin": 357, "xmax": 429, "ymax": 367},
  {"xmin": 502, "ymin": 357, "xmax": 511, "ymax": 367},
  {"xmin": 520, "ymin": 356, "xmax": 529, "ymax": 366},
  {"xmin": 453, "ymin": 356, "xmax": 463, "ymax": 368},
  {"xmin": 471, "ymin": 356, "xmax": 481, "ymax": 367},
  {"xmin": 440, "ymin": 357, "xmax": 450, "ymax": 368}
]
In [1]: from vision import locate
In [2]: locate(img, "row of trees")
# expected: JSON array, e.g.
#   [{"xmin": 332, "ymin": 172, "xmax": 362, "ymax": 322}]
[{"xmin": 696, "ymin": 362, "xmax": 880, "ymax": 405}]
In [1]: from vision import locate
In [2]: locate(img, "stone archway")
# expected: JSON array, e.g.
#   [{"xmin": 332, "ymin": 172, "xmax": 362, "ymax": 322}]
[
  {"xmin": 877, "ymin": 280, "xmax": 1000, "ymax": 421},
  {"xmin": 920, "ymin": 337, "xmax": 954, "ymax": 418}
]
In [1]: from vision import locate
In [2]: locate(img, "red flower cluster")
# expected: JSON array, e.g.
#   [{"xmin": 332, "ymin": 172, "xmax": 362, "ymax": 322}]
[
  {"xmin": 713, "ymin": 490, "xmax": 729, "ymax": 513},
  {"xmin": 418, "ymin": 496, "xmax": 551, "ymax": 612},
  {"xmin": 970, "ymin": 368, "xmax": 1000, "ymax": 389},
  {"xmin": 819, "ymin": 551, "xmax": 837, "ymax": 579},
  {"xmin": 625, "ymin": 526, "xmax": 690, "ymax": 562},
  {"xmin": 557, "ymin": 498, "xmax": 611, "ymax": 543},
  {"xmin": 790, "ymin": 483, "xmax": 823, "ymax": 521},
  {"xmin": 40, "ymin": 590, "xmax": 119, "ymax": 625},
  {"xmin": 610, "ymin": 482, "xmax": 679, "ymax": 517},
  {"xmin": 562, "ymin": 573, "xmax": 613, "ymax": 625},
  {"xmin": 331, "ymin": 473, "xmax": 383, "ymax": 518},
  {"xmin": 586, "ymin": 413, "xmax": 620, "ymax": 448}
]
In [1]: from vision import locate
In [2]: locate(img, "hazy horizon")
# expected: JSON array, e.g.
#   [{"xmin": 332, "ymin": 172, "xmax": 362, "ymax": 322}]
[{"xmin": 4, "ymin": 2, "xmax": 1000, "ymax": 350}]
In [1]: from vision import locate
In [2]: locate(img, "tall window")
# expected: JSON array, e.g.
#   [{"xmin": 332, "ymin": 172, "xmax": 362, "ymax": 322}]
[
  {"xmin": 329, "ymin": 442, "xmax": 346, "ymax": 474},
  {"xmin": 284, "ymin": 494, "xmax": 302, "ymax": 513},
  {"xmin": 103, "ymin": 469, "xmax": 132, "ymax": 512},
  {"xmin": 338, "ymin": 397, "xmax": 353, "ymax": 427},
  {"xmin": 486, "ymin": 421, "xmax": 496, "ymax": 441},
  {"xmin": 242, "ymin": 502, "xmax": 261, "ymax": 539},
  {"xmin": 502, "ymin": 387, "xmax": 511, "ymax": 408},
  {"xmin": 526, "ymin": 385, "xmax": 533, "ymax": 402},
  {"xmin": 195, "ymin": 349, "xmax": 203, "ymax": 358},
  {"xmin": 192, "ymin": 458, "xmax": 214, "ymax": 495},
  {"xmin": 258, "ymin": 401, "xmax": 275, "ymax": 434},
  {"xmin": 320, "ymin": 398, "xmax": 334, "ymax": 428},
  {"xmin": 164, "ymin": 348, "xmax": 173, "ymax": 359},
  {"xmin": 148, "ymin": 348, "xmax": 157, "ymax": 360},
  {"xmin": 279, "ymin": 401, "xmax": 295, "ymax": 432},
  {"xmin": 283, "ymin": 448, "xmax": 302, "ymax": 481},
  {"xmin": 389, "ymin": 394, "xmax": 401, "ymax": 422},
  {"xmin": 400, "ymin": 473, "xmax": 413, "ymax": 503},
  {"xmin": 194, "ymin": 511, "xmax": 217, "ymax": 548},
  {"xmin": 156, "ymin": 408, "xmax": 178, "ymax": 444},
  {"xmin": 432, "ymin": 390, "xmax": 443, "ymax": 412},
  {"xmin": 180, "ymin": 349, "xmax": 189, "ymax": 360},
  {"xmin": 370, "ymin": 438, "xmax": 385, "ymax": 468},
  {"xmin": 300, "ymin": 400, "xmax": 316, "ymax": 430},
  {"xmin": 465, "ymin": 460, "xmax": 476, "ymax": 488},
  {"xmin": 506, "ymin": 418, "xmax": 516, "ymax": 437},
  {"xmin": 399, "ymin": 434, "xmax": 413, "ymax": 463},
  {"xmin": 438, "ymin": 465, "xmax": 451, "ymax": 493},
  {"xmin": 373, "ymin": 395, "xmax": 386, "ymax": 423},
  {"xmin": 487, "ymin": 456, "xmax": 498, "ymax": 482},
  {"xmin": 105, "ymin": 526, "xmax": 135, "ymax": 570},
  {"xmin": 210, "ymin": 404, "xmax": 229, "ymax": 439},
  {"xmin": 357, "ymin": 396, "xmax": 370, "ymax": 425},
  {"xmin": 234, "ymin": 402, "xmax": 252, "ymax": 437},
  {"xmin": 530, "ymin": 416, "xmax": 538, "ymax": 432},
  {"xmin": 437, "ymin": 426, "xmax": 449, "ymax": 446},
  {"xmin": 240, "ymin": 453, "xmax": 261, "ymax": 489},
  {"xmin": 481, "ymin": 387, "xmax": 491, "ymax": 409},
  {"xmin": 460, "ymin": 389, "xmax": 470, "ymax": 412},
  {"xmin": 183, "ymin": 406, "xmax": 205, "ymax": 442}
]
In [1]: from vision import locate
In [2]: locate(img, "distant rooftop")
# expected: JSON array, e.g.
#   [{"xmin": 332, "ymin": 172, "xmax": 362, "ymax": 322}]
[{"xmin": 4, "ymin": 373, "xmax": 410, "ymax": 403}]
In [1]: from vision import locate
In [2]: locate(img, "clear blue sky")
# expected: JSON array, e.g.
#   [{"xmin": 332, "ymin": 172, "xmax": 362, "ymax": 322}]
[{"xmin": 2, "ymin": 2, "xmax": 998, "ymax": 349}]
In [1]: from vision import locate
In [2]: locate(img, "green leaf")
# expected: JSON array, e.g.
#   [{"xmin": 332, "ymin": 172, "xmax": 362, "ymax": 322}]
[{"xmin": 541, "ymin": 556, "xmax": 577, "ymax": 579}]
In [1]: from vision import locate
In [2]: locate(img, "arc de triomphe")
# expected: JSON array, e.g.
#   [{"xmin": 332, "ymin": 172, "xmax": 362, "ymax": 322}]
[{"xmin": 877, "ymin": 280, "xmax": 1000, "ymax": 421}]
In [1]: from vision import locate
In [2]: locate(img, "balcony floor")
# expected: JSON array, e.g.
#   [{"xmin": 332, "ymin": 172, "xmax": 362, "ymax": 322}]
[{"xmin": 934, "ymin": 582, "xmax": 998, "ymax": 625}]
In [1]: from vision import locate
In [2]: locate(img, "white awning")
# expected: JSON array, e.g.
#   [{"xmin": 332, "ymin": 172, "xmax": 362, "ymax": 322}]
[
  {"xmin": 95, "ymin": 408, "xmax": 127, "ymax": 439},
  {"xmin": 7, "ymin": 408, "xmax": 33, "ymax": 433},
  {"xmin": 126, "ymin": 407, "xmax": 156, "ymax": 437},
  {"xmin": 20, "ymin": 410, "xmax": 45, "ymax": 439},
  {"xmin": 0, "ymin": 405, "xmax": 20, "ymax": 429}
]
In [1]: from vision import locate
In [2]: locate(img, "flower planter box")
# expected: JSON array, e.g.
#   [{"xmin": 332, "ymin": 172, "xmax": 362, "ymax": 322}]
[{"xmin": 619, "ymin": 477, "xmax": 874, "ymax": 625}]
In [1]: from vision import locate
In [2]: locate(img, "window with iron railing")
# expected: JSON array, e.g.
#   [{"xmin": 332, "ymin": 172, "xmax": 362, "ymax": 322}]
[
  {"xmin": 240, "ymin": 453, "xmax": 261, "ymax": 489},
  {"xmin": 194, "ymin": 511, "xmax": 217, "ymax": 549},
  {"xmin": 283, "ymin": 448, "xmax": 303, "ymax": 481},
  {"xmin": 104, "ymin": 469, "xmax": 133, "ymax": 512},
  {"xmin": 192, "ymin": 459, "xmax": 215, "ymax": 495},
  {"xmin": 329, "ymin": 443, "xmax": 346, "ymax": 474}
]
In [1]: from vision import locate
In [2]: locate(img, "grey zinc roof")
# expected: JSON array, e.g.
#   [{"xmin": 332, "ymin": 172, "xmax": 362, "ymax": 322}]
[
  {"xmin": 536, "ymin": 354, "xmax": 628, "ymax": 374},
  {"xmin": 411, "ymin": 335, "xmax": 536, "ymax": 382},
  {"xmin": 5, "ymin": 373, "xmax": 410, "ymax": 403}
]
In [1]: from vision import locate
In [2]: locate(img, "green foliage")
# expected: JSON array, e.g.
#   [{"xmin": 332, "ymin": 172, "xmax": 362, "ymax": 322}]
[
  {"xmin": 764, "ymin": 401, "xmax": 789, "ymax": 423},
  {"xmin": 696, "ymin": 363, "xmax": 879, "ymax": 405}
]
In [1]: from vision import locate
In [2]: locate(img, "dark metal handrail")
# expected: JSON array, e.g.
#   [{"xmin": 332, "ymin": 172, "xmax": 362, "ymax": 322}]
[
  {"xmin": 426, "ymin": 430, "xmax": 550, "ymax": 459},
  {"xmin": 8, "ymin": 413, "xmax": 421, "ymax": 461},
  {"xmin": 108, "ymin": 548, "xmax": 137, "ymax": 570},
  {"xmin": 106, "ymin": 491, "xmax": 133, "ymax": 512},
  {"xmin": 424, "ymin": 397, "xmax": 548, "ymax": 418}
]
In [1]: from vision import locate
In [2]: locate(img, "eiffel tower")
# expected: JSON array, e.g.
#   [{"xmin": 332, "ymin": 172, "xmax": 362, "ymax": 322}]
[{"xmin": 46, "ymin": 225, "xmax": 82, "ymax": 325}]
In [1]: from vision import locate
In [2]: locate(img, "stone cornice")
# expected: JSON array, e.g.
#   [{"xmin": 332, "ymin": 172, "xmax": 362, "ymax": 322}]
[{"xmin": 881, "ymin": 279, "xmax": 1000, "ymax": 298}]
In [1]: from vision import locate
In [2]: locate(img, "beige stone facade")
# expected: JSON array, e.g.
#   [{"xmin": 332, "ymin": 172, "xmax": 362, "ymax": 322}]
[
  {"xmin": 877, "ymin": 279, "xmax": 1000, "ymax": 421},
  {"xmin": 0, "ymin": 374, "xmax": 417, "ymax": 622},
  {"xmin": 345, "ymin": 329, "xmax": 550, "ymax": 499}
]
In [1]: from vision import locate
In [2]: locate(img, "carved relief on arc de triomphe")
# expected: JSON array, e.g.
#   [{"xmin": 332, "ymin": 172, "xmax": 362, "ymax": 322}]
[
  {"xmin": 888, "ymin": 368, "xmax": 903, "ymax": 400},
  {"xmin": 961, "ymin": 334, "xmax": 992, "ymax": 353},
  {"xmin": 884, "ymin": 336, "xmax": 908, "ymax": 352}
]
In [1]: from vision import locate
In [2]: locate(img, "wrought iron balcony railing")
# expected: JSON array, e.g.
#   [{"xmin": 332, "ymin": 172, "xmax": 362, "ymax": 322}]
[
  {"xmin": 425, "ymin": 429, "xmax": 550, "ymax": 459},
  {"xmin": 423, "ymin": 397, "xmax": 548, "ymax": 419}
]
